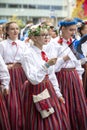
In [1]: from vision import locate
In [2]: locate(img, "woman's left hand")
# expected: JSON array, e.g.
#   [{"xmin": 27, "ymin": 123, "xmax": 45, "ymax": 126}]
[{"xmin": 58, "ymin": 96, "xmax": 65, "ymax": 104}]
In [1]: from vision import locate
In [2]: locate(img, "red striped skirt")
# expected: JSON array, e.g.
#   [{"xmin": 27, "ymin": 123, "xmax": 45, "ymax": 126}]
[
  {"xmin": 82, "ymin": 63, "xmax": 87, "ymax": 98},
  {"xmin": 56, "ymin": 68, "xmax": 87, "ymax": 130},
  {"xmin": 0, "ymin": 91, "xmax": 10, "ymax": 130},
  {"xmin": 5, "ymin": 64, "xmax": 27, "ymax": 130},
  {"xmin": 22, "ymin": 76, "xmax": 71, "ymax": 130}
]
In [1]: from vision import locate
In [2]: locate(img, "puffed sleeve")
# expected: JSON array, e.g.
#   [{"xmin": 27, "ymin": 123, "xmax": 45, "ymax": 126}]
[
  {"xmin": 74, "ymin": 60, "xmax": 84, "ymax": 80},
  {"xmin": 48, "ymin": 68, "xmax": 62, "ymax": 97},
  {"xmin": 0, "ymin": 55, "xmax": 10, "ymax": 90},
  {"xmin": 20, "ymin": 51, "xmax": 48, "ymax": 85}
]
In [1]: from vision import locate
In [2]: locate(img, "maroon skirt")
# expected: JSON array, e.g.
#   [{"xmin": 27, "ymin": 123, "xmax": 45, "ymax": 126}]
[
  {"xmin": 5, "ymin": 64, "xmax": 27, "ymax": 130},
  {"xmin": 56, "ymin": 68, "xmax": 87, "ymax": 130},
  {"xmin": 22, "ymin": 76, "xmax": 71, "ymax": 130},
  {"xmin": 82, "ymin": 63, "xmax": 87, "ymax": 98},
  {"xmin": 0, "ymin": 91, "xmax": 10, "ymax": 130}
]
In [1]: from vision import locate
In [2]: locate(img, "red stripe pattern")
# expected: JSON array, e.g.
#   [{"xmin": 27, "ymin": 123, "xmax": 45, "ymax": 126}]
[{"xmin": 56, "ymin": 68, "xmax": 87, "ymax": 130}]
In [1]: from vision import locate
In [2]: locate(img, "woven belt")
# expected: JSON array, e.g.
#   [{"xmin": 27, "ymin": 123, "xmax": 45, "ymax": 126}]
[{"xmin": 7, "ymin": 63, "xmax": 21, "ymax": 69}]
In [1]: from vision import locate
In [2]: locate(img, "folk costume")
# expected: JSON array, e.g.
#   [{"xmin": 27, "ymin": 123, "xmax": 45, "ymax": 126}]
[
  {"xmin": 0, "ymin": 38, "xmax": 28, "ymax": 130},
  {"xmin": 19, "ymin": 24, "xmax": 71, "ymax": 130},
  {"xmin": 45, "ymin": 19, "xmax": 87, "ymax": 130},
  {"xmin": 19, "ymin": 45, "xmax": 71, "ymax": 130}
]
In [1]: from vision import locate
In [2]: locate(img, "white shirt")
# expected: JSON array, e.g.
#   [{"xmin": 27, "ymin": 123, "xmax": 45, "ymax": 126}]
[
  {"xmin": 20, "ymin": 45, "xmax": 62, "ymax": 97},
  {"xmin": 0, "ymin": 55, "xmax": 10, "ymax": 90},
  {"xmin": 45, "ymin": 37, "xmax": 84, "ymax": 79},
  {"xmin": 0, "ymin": 38, "xmax": 28, "ymax": 63}
]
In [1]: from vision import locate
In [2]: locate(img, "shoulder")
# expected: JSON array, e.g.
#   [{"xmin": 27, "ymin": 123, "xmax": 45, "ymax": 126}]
[
  {"xmin": 23, "ymin": 47, "xmax": 34, "ymax": 57},
  {"xmin": 17, "ymin": 39, "xmax": 25, "ymax": 45},
  {"xmin": 0, "ymin": 40, "xmax": 7, "ymax": 44},
  {"xmin": 0, "ymin": 40, "xmax": 7, "ymax": 47}
]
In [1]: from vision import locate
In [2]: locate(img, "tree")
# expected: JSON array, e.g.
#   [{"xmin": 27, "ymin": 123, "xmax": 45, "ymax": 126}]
[{"xmin": 9, "ymin": 15, "xmax": 25, "ymax": 29}]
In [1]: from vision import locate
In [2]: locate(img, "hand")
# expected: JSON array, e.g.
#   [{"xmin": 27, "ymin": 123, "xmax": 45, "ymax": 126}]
[
  {"xmin": 0, "ymin": 85, "xmax": 9, "ymax": 95},
  {"xmin": 63, "ymin": 55, "xmax": 70, "ymax": 62},
  {"xmin": 47, "ymin": 58, "xmax": 57, "ymax": 66},
  {"xmin": 2, "ymin": 88, "xmax": 9, "ymax": 96},
  {"xmin": 58, "ymin": 96, "xmax": 65, "ymax": 104}
]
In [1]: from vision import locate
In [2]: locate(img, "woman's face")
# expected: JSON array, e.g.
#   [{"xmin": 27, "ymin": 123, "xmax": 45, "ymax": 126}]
[
  {"xmin": 32, "ymin": 32, "xmax": 50, "ymax": 47},
  {"xmin": 81, "ymin": 24, "xmax": 87, "ymax": 36},
  {"xmin": 7, "ymin": 23, "xmax": 19, "ymax": 40},
  {"xmin": 62, "ymin": 25, "xmax": 76, "ymax": 39}
]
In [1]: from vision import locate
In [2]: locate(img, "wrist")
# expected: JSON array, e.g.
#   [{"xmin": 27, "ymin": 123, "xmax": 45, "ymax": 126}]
[{"xmin": 44, "ymin": 63, "xmax": 50, "ymax": 68}]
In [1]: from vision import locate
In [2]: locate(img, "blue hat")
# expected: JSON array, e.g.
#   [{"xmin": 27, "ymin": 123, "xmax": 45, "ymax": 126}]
[
  {"xmin": 0, "ymin": 19, "xmax": 7, "ymax": 24},
  {"xmin": 74, "ymin": 18, "xmax": 83, "ymax": 23}
]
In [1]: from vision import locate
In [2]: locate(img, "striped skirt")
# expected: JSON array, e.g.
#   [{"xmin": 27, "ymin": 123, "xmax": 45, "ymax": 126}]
[
  {"xmin": 5, "ymin": 64, "xmax": 27, "ymax": 130},
  {"xmin": 56, "ymin": 68, "xmax": 87, "ymax": 130},
  {"xmin": 22, "ymin": 76, "xmax": 71, "ymax": 130},
  {"xmin": 0, "ymin": 91, "xmax": 10, "ymax": 130},
  {"xmin": 82, "ymin": 63, "xmax": 87, "ymax": 98}
]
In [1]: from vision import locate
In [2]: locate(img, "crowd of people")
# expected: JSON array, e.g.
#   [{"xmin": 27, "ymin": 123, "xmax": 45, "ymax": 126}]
[{"xmin": 0, "ymin": 17, "xmax": 87, "ymax": 130}]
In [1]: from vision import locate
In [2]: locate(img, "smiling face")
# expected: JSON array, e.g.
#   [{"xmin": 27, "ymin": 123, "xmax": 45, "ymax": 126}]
[
  {"xmin": 6, "ymin": 22, "xmax": 19, "ymax": 41},
  {"xmin": 62, "ymin": 25, "xmax": 77, "ymax": 40}
]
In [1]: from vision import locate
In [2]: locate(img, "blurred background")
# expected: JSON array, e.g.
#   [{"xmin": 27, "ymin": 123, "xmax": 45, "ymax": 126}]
[{"xmin": 0, "ymin": 0, "xmax": 87, "ymax": 28}]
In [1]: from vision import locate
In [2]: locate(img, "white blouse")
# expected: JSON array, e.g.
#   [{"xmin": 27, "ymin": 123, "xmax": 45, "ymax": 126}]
[
  {"xmin": 45, "ymin": 38, "xmax": 84, "ymax": 79},
  {"xmin": 0, "ymin": 54, "xmax": 10, "ymax": 90},
  {"xmin": 20, "ymin": 45, "xmax": 62, "ymax": 98},
  {"xmin": 0, "ymin": 38, "xmax": 28, "ymax": 63}
]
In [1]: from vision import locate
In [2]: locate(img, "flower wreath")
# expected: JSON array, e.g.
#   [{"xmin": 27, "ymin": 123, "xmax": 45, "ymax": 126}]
[{"xmin": 28, "ymin": 24, "xmax": 50, "ymax": 37}]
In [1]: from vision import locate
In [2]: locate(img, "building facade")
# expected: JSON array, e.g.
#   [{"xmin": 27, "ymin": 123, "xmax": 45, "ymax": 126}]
[{"xmin": 0, "ymin": 0, "xmax": 73, "ymax": 24}]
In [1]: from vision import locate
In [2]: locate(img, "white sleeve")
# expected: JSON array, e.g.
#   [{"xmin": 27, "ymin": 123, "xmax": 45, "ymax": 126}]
[
  {"xmin": 55, "ymin": 57, "xmax": 65, "ymax": 72},
  {"xmin": 67, "ymin": 48, "xmax": 84, "ymax": 80},
  {"xmin": 74, "ymin": 60, "xmax": 84, "ymax": 80},
  {"xmin": 79, "ymin": 57, "xmax": 87, "ymax": 65},
  {"xmin": 21, "ymin": 53, "xmax": 48, "ymax": 85},
  {"xmin": 0, "ymin": 55, "xmax": 10, "ymax": 90},
  {"xmin": 49, "ymin": 67, "xmax": 62, "ymax": 97}
]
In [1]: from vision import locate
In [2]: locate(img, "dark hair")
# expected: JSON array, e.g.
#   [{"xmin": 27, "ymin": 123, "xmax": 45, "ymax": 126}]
[
  {"xmin": 78, "ymin": 22, "xmax": 87, "ymax": 37},
  {"xmin": 53, "ymin": 28, "xmax": 58, "ymax": 35}
]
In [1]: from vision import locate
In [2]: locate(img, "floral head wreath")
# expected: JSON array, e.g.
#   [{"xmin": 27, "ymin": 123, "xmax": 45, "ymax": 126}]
[{"xmin": 28, "ymin": 24, "xmax": 50, "ymax": 37}]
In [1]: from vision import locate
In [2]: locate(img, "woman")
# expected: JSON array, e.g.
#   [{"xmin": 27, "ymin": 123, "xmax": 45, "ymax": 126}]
[
  {"xmin": 46, "ymin": 18, "xmax": 87, "ymax": 130},
  {"xmin": 0, "ymin": 54, "xmax": 10, "ymax": 130},
  {"xmin": 0, "ymin": 21, "xmax": 28, "ymax": 130},
  {"xmin": 75, "ymin": 21, "xmax": 87, "ymax": 98},
  {"xmin": 19, "ymin": 24, "xmax": 71, "ymax": 130}
]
